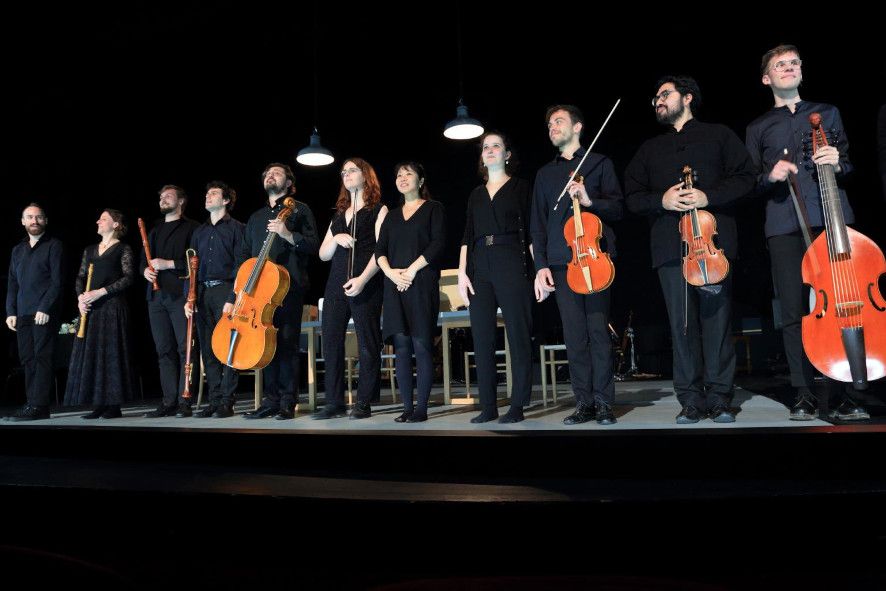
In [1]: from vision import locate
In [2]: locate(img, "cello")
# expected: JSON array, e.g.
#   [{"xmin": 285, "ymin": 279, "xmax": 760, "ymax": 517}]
[
  {"xmin": 563, "ymin": 173, "xmax": 615, "ymax": 294},
  {"xmin": 211, "ymin": 197, "xmax": 295, "ymax": 370},
  {"xmin": 678, "ymin": 165, "xmax": 729, "ymax": 286},
  {"xmin": 801, "ymin": 113, "xmax": 886, "ymax": 388}
]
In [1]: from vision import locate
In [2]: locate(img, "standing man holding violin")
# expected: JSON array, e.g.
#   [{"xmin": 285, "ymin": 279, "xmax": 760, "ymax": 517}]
[
  {"xmin": 184, "ymin": 181, "xmax": 244, "ymax": 419},
  {"xmin": 141, "ymin": 185, "xmax": 199, "ymax": 418},
  {"xmin": 745, "ymin": 44, "xmax": 868, "ymax": 421},
  {"xmin": 237, "ymin": 163, "xmax": 319, "ymax": 420},
  {"xmin": 625, "ymin": 76, "xmax": 755, "ymax": 424},
  {"xmin": 531, "ymin": 104, "xmax": 623, "ymax": 425}
]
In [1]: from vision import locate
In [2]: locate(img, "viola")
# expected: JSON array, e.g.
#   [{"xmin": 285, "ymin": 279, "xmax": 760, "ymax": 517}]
[
  {"xmin": 211, "ymin": 197, "xmax": 295, "ymax": 370},
  {"xmin": 801, "ymin": 113, "xmax": 886, "ymax": 388},
  {"xmin": 563, "ymin": 173, "xmax": 614, "ymax": 294},
  {"xmin": 678, "ymin": 165, "xmax": 729, "ymax": 286}
]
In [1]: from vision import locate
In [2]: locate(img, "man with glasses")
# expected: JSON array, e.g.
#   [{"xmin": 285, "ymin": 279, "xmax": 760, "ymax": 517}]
[
  {"xmin": 625, "ymin": 76, "xmax": 755, "ymax": 424},
  {"xmin": 745, "ymin": 44, "xmax": 868, "ymax": 421},
  {"xmin": 237, "ymin": 163, "xmax": 319, "ymax": 420},
  {"xmin": 4, "ymin": 203, "xmax": 63, "ymax": 421}
]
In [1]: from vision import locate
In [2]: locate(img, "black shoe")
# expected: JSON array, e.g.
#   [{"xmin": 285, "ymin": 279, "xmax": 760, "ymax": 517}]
[
  {"xmin": 407, "ymin": 409, "xmax": 428, "ymax": 423},
  {"xmin": 829, "ymin": 398, "xmax": 870, "ymax": 422},
  {"xmin": 350, "ymin": 402, "xmax": 371, "ymax": 420},
  {"xmin": 790, "ymin": 394, "xmax": 818, "ymax": 421},
  {"xmin": 275, "ymin": 408, "xmax": 294, "ymax": 420},
  {"xmin": 243, "ymin": 406, "xmax": 278, "ymax": 419},
  {"xmin": 563, "ymin": 402, "xmax": 595, "ymax": 425},
  {"xmin": 212, "ymin": 404, "xmax": 234, "ymax": 418},
  {"xmin": 100, "ymin": 405, "xmax": 122, "ymax": 419},
  {"xmin": 596, "ymin": 403, "xmax": 617, "ymax": 425},
  {"xmin": 676, "ymin": 406, "xmax": 703, "ymax": 424},
  {"xmin": 6, "ymin": 405, "xmax": 50, "ymax": 421},
  {"xmin": 175, "ymin": 404, "xmax": 193, "ymax": 418},
  {"xmin": 394, "ymin": 410, "xmax": 414, "ymax": 423},
  {"xmin": 312, "ymin": 405, "xmax": 348, "ymax": 420},
  {"xmin": 82, "ymin": 406, "xmax": 107, "ymax": 420},
  {"xmin": 470, "ymin": 407, "xmax": 499, "ymax": 423},
  {"xmin": 498, "ymin": 407, "xmax": 524, "ymax": 424},
  {"xmin": 708, "ymin": 404, "xmax": 735, "ymax": 423},
  {"xmin": 144, "ymin": 404, "xmax": 177, "ymax": 418},
  {"xmin": 195, "ymin": 405, "xmax": 216, "ymax": 418}
]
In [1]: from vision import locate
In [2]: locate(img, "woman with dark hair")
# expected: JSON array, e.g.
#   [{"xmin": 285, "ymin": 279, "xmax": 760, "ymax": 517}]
[
  {"xmin": 458, "ymin": 131, "xmax": 534, "ymax": 423},
  {"xmin": 64, "ymin": 209, "xmax": 136, "ymax": 418},
  {"xmin": 313, "ymin": 158, "xmax": 388, "ymax": 420},
  {"xmin": 376, "ymin": 162, "xmax": 446, "ymax": 422}
]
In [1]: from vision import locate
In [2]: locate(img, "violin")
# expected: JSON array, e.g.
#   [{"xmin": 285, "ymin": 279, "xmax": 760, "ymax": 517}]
[
  {"xmin": 563, "ymin": 173, "xmax": 614, "ymax": 294},
  {"xmin": 211, "ymin": 197, "xmax": 295, "ymax": 370},
  {"xmin": 801, "ymin": 113, "xmax": 886, "ymax": 388},
  {"xmin": 678, "ymin": 165, "xmax": 729, "ymax": 286}
]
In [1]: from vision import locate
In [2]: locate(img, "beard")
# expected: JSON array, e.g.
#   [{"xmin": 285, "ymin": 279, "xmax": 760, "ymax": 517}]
[
  {"xmin": 159, "ymin": 204, "xmax": 177, "ymax": 215},
  {"xmin": 26, "ymin": 223, "xmax": 45, "ymax": 236},
  {"xmin": 656, "ymin": 102, "xmax": 686, "ymax": 126},
  {"xmin": 265, "ymin": 179, "xmax": 287, "ymax": 195},
  {"xmin": 550, "ymin": 130, "xmax": 572, "ymax": 148}
]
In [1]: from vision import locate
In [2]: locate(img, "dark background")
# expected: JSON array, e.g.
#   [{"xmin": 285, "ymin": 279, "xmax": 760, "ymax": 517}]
[{"xmin": 2, "ymin": 3, "xmax": 885, "ymax": 397}]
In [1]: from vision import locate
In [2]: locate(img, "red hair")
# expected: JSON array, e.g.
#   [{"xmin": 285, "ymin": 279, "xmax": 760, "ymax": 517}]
[{"xmin": 336, "ymin": 157, "xmax": 382, "ymax": 213}]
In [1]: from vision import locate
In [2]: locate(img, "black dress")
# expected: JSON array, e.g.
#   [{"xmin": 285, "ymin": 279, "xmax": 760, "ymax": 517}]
[
  {"xmin": 376, "ymin": 200, "xmax": 446, "ymax": 342},
  {"xmin": 64, "ymin": 243, "xmax": 136, "ymax": 406}
]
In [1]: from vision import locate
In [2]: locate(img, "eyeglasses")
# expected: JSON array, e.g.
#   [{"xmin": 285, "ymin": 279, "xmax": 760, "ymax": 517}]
[
  {"xmin": 771, "ymin": 58, "xmax": 802, "ymax": 72},
  {"xmin": 340, "ymin": 167, "xmax": 361, "ymax": 178},
  {"xmin": 651, "ymin": 89, "xmax": 677, "ymax": 107}
]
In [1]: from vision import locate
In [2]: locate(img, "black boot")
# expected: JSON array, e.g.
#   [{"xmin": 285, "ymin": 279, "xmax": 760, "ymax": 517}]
[
  {"xmin": 470, "ymin": 406, "xmax": 498, "ymax": 423},
  {"xmin": 100, "ymin": 405, "xmax": 122, "ymax": 419},
  {"xmin": 82, "ymin": 406, "xmax": 107, "ymax": 420},
  {"xmin": 498, "ymin": 406, "xmax": 524, "ymax": 424},
  {"xmin": 350, "ymin": 401, "xmax": 371, "ymax": 420},
  {"xmin": 563, "ymin": 401, "xmax": 595, "ymax": 425}
]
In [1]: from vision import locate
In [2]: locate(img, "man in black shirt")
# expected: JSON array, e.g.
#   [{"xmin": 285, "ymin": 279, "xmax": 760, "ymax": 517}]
[
  {"xmin": 184, "ymin": 181, "xmax": 245, "ymax": 418},
  {"xmin": 4, "ymin": 203, "xmax": 63, "ymax": 421},
  {"xmin": 140, "ymin": 185, "xmax": 199, "ymax": 417},
  {"xmin": 626, "ymin": 76, "xmax": 755, "ymax": 424},
  {"xmin": 746, "ymin": 44, "xmax": 868, "ymax": 421},
  {"xmin": 531, "ymin": 105, "xmax": 623, "ymax": 425},
  {"xmin": 238, "ymin": 163, "xmax": 319, "ymax": 420}
]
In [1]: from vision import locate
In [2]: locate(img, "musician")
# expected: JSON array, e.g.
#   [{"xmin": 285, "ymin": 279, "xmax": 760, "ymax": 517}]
[
  {"xmin": 377, "ymin": 161, "xmax": 445, "ymax": 423},
  {"xmin": 531, "ymin": 107, "xmax": 622, "ymax": 425},
  {"xmin": 64, "ymin": 209, "xmax": 135, "ymax": 418},
  {"xmin": 184, "ymin": 181, "xmax": 244, "ymax": 418},
  {"xmin": 625, "ymin": 76, "xmax": 755, "ymax": 424},
  {"xmin": 312, "ymin": 158, "xmax": 386, "ymax": 420},
  {"xmin": 460, "ymin": 132, "xmax": 533, "ymax": 423},
  {"xmin": 3, "ymin": 203, "xmax": 63, "ymax": 421},
  {"xmin": 239, "ymin": 163, "xmax": 319, "ymax": 420},
  {"xmin": 745, "ymin": 44, "xmax": 868, "ymax": 421},
  {"xmin": 140, "ymin": 185, "xmax": 199, "ymax": 417}
]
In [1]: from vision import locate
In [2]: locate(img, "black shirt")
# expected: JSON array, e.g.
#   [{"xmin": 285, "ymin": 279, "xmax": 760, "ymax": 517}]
[
  {"xmin": 189, "ymin": 213, "xmax": 245, "ymax": 283},
  {"xmin": 139, "ymin": 217, "xmax": 199, "ymax": 298},
  {"xmin": 625, "ymin": 118, "xmax": 755, "ymax": 267},
  {"xmin": 745, "ymin": 101, "xmax": 855, "ymax": 238},
  {"xmin": 329, "ymin": 203, "xmax": 382, "ymax": 279},
  {"xmin": 6, "ymin": 234, "xmax": 64, "ymax": 317},
  {"xmin": 236, "ymin": 197, "xmax": 319, "ymax": 298},
  {"xmin": 463, "ymin": 177, "xmax": 533, "ymax": 278},
  {"xmin": 75, "ymin": 243, "xmax": 134, "ymax": 309},
  {"xmin": 377, "ymin": 200, "xmax": 446, "ymax": 269},
  {"xmin": 531, "ymin": 148, "xmax": 623, "ymax": 270}
]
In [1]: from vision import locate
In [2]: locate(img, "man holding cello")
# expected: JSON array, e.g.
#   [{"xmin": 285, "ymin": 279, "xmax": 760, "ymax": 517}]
[
  {"xmin": 531, "ymin": 104, "xmax": 623, "ymax": 426},
  {"xmin": 745, "ymin": 44, "xmax": 869, "ymax": 421},
  {"xmin": 235, "ymin": 163, "xmax": 318, "ymax": 420},
  {"xmin": 625, "ymin": 76, "xmax": 755, "ymax": 424}
]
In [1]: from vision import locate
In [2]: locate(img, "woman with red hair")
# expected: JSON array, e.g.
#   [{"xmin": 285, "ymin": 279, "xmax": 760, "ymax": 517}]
[{"xmin": 313, "ymin": 158, "xmax": 388, "ymax": 420}]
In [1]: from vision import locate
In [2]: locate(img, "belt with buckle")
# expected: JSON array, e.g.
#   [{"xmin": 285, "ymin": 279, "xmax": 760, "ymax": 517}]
[
  {"xmin": 475, "ymin": 233, "xmax": 519, "ymax": 247},
  {"xmin": 202, "ymin": 280, "xmax": 226, "ymax": 288}
]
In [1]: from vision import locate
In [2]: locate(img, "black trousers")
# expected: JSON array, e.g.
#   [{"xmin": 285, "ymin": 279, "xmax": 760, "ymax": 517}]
[
  {"xmin": 551, "ymin": 267, "xmax": 614, "ymax": 407},
  {"xmin": 195, "ymin": 282, "xmax": 238, "ymax": 406},
  {"xmin": 768, "ymin": 232, "xmax": 815, "ymax": 389},
  {"xmin": 148, "ymin": 291, "xmax": 193, "ymax": 407},
  {"xmin": 16, "ymin": 315, "xmax": 57, "ymax": 407},
  {"xmin": 468, "ymin": 244, "xmax": 533, "ymax": 409},
  {"xmin": 261, "ymin": 290, "xmax": 304, "ymax": 411},
  {"xmin": 657, "ymin": 262, "xmax": 735, "ymax": 410},
  {"xmin": 322, "ymin": 279, "xmax": 382, "ymax": 408}
]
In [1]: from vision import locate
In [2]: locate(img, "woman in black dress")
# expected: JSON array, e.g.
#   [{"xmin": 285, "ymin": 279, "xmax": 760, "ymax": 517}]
[
  {"xmin": 376, "ymin": 162, "xmax": 446, "ymax": 422},
  {"xmin": 313, "ymin": 158, "xmax": 388, "ymax": 420},
  {"xmin": 64, "ymin": 209, "xmax": 136, "ymax": 418},
  {"xmin": 458, "ymin": 131, "xmax": 534, "ymax": 423}
]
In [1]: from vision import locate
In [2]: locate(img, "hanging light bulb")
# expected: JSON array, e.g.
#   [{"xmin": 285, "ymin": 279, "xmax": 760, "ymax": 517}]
[
  {"xmin": 444, "ymin": 102, "xmax": 484, "ymax": 140},
  {"xmin": 296, "ymin": 128, "xmax": 334, "ymax": 166}
]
